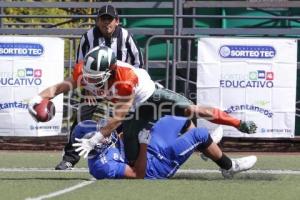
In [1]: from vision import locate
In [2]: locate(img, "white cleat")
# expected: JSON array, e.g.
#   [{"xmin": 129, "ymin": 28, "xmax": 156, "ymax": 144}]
[{"xmin": 221, "ymin": 155, "xmax": 257, "ymax": 179}]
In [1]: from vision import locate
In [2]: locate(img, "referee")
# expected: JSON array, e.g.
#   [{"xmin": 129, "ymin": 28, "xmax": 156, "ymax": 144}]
[{"xmin": 55, "ymin": 4, "xmax": 143, "ymax": 170}]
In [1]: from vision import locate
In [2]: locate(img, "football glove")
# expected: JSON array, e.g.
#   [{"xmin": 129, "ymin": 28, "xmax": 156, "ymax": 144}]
[
  {"xmin": 238, "ymin": 121, "xmax": 257, "ymax": 134},
  {"xmin": 138, "ymin": 129, "xmax": 151, "ymax": 144},
  {"xmin": 73, "ymin": 131, "xmax": 104, "ymax": 159},
  {"xmin": 28, "ymin": 95, "xmax": 43, "ymax": 121}
]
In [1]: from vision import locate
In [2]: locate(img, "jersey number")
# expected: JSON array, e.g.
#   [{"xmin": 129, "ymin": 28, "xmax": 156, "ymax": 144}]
[{"xmin": 100, "ymin": 156, "xmax": 108, "ymax": 164}]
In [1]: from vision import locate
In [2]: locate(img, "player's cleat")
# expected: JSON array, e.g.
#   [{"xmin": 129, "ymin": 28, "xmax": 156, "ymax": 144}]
[
  {"xmin": 221, "ymin": 155, "xmax": 257, "ymax": 179},
  {"xmin": 238, "ymin": 121, "xmax": 257, "ymax": 134},
  {"xmin": 55, "ymin": 160, "xmax": 73, "ymax": 170}
]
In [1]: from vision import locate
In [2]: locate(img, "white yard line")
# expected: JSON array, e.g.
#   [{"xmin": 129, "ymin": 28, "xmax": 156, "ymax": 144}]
[
  {"xmin": 24, "ymin": 179, "xmax": 95, "ymax": 200},
  {"xmin": 177, "ymin": 169, "xmax": 300, "ymax": 175},
  {"xmin": 0, "ymin": 168, "xmax": 298, "ymax": 200},
  {"xmin": 1, "ymin": 168, "xmax": 300, "ymax": 175},
  {"xmin": 0, "ymin": 168, "xmax": 88, "ymax": 172}
]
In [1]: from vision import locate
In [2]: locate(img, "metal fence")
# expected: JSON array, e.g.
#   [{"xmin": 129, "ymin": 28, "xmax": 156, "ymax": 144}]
[{"xmin": 1, "ymin": 0, "xmax": 300, "ymax": 134}]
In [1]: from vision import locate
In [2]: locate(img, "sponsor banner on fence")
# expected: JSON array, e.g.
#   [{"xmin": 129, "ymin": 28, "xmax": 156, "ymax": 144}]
[
  {"xmin": 0, "ymin": 36, "xmax": 64, "ymax": 136},
  {"xmin": 197, "ymin": 37, "xmax": 297, "ymax": 138}
]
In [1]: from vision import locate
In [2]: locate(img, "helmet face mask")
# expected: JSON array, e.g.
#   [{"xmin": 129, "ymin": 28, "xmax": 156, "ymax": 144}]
[
  {"xmin": 92, "ymin": 130, "xmax": 118, "ymax": 158},
  {"xmin": 79, "ymin": 130, "xmax": 118, "ymax": 159},
  {"xmin": 72, "ymin": 119, "xmax": 119, "ymax": 159},
  {"xmin": 82, "ymin": 68, "xmax": 111, "ymax": 89},
  {"xmin": 82, "ymin": 46, "xmax": 116, "ymax": 89}
]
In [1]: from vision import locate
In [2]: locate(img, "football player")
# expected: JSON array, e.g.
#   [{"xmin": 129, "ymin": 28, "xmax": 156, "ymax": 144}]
[
  {"xmin": 73, "ymin": 116, "xmax": 257, "ymax": 179},
  {"xmin": 28, "ymin": 46, "xmax": 257, "ymax": 164}
]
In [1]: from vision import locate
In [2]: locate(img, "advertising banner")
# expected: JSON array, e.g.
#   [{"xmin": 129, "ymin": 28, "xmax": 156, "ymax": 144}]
[
  {"xmin": 0, "ymin": 36, "xmax": 64, "ymax": 136},
  {"xmin": 197, "ymin": 37, "xmax": 297, "ymax": 138}
]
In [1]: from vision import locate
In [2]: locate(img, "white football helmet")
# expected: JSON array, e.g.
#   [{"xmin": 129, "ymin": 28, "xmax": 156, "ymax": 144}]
[{"xmin": 82, "ymin": 46, "xmax": 117, "ymax": 89}]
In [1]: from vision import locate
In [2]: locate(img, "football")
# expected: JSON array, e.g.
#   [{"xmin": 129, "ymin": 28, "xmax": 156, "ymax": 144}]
[{"xmin": 34, "ymin": 99, "xmax": 56, "ymax": 122}]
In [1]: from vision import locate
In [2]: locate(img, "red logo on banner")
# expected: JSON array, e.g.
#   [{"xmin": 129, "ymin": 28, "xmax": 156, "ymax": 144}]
[{"xmin": 266, "ymin": 72, "xmax": 274, "ymax": 80}]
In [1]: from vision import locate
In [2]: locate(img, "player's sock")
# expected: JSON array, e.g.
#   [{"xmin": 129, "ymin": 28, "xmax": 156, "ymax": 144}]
[
  {"xmin": 215, "ymin": 153, "xmax": 232, "ymax": 170},
  {"xmin": 209, "ymin": 108, "xmax": 240, "ymax": 128}
]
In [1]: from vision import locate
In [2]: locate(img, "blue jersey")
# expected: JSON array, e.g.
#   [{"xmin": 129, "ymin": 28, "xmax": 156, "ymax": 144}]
[
  {"xmin": 87, "ymin": 116, "xmax": 209, "ymax": 179},
  {"xmin": 88, "ymin": 139, "xmax": 127, "ymax": 179}
]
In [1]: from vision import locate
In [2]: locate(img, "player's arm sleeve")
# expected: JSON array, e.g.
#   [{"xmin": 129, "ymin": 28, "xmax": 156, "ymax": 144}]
[
  {"xmin": 72, "ymin": 60, "xmax": 84, "ymax": 85},
  {"xmin": 126, "ymin": 33, "xmax": 144, "ymax": 68},
  {"xmin": 115, "ymin": 70, "xmax": 138, "ymax": 97},
  {"xmin": 116, "ymin": 81, "xmax": 136, "ymax": 97}
]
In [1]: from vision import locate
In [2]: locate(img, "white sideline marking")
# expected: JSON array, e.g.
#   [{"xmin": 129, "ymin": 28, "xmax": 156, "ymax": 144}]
[
  {"xmin": 178, "ymin": 169, "xmax": 300, "ymax": 175},
  {"xmin": 1, "ymin": 168, "xmax": 300, "ymax": 175},
  {"xmin": 0, "ymin": 168, "xmax": 88, "ymax": 172},
  {"xmin": 25, "ymin": 179, "xmax": 95, "ymax": 200}
]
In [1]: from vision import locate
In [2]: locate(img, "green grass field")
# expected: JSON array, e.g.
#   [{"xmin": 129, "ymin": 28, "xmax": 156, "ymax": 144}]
[{"xmin": 0, "ymin": 151, "xmax": 300, "ymax": 200}]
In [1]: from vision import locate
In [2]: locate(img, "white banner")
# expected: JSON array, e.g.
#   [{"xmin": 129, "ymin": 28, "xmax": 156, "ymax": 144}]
[
  {"xmin": 0, "ymin": 36, "xmax": 64, "ymax": 136},
  {"xmin": 197, "ymin": 37, "xmax": 297, "ymax": 138}
]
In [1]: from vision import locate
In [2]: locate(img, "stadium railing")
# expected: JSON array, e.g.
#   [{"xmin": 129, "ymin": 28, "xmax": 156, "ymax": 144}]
[{"xmin": 0, "ymin": 0, "xmax": 300, "ymax": 136}]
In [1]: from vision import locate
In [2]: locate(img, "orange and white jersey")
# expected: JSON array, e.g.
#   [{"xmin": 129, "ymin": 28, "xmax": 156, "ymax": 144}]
[{"xmin": 72, "ymin": 60, "xmax": 155, "ymax": 106}]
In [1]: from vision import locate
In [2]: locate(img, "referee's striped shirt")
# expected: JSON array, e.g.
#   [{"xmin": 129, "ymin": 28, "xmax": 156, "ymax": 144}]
[{"xmin": 76, "ymin": 26, "xmax": 143, "ymax": 68}]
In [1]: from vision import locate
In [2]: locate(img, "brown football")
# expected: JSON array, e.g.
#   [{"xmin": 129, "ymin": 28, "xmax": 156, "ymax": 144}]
[{"xmin": 34, "ymin": 99, "xmax": 56, "ymax": 122}]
